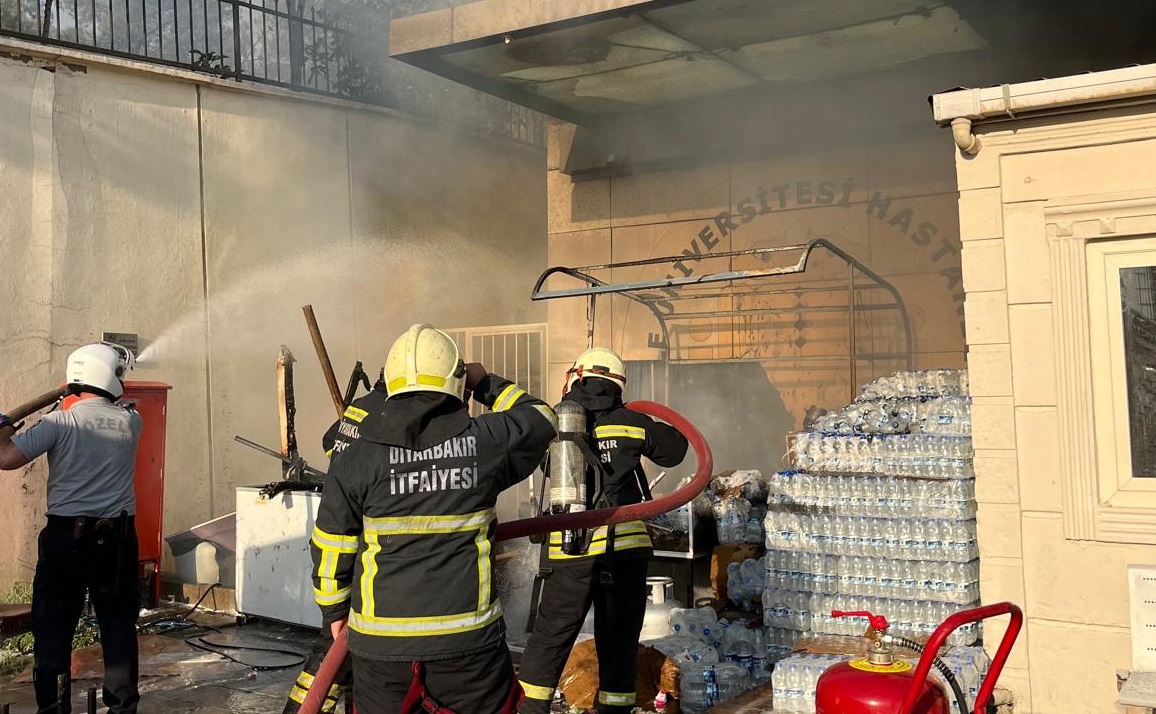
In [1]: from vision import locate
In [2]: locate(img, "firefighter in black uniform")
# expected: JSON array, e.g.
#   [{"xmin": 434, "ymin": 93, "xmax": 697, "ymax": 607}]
[
  {"xmin": 310, "ymin": 323, "xmax": 557, "ymax": 714},
  {"xmin": 283, "ymin": 376, "xmax": 388, "ymax": 714},
  {"xmin": 517, "ymin": 347, "xmax": 688, "ymax": 714}
]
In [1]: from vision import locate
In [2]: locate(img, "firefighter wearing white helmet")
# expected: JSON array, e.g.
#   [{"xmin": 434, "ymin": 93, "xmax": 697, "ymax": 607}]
[
  {"xmin": 67, "ymin": 341, "xmax": 136, "ymax": 399},
  {"xmin": 562, "ymin": 346, "xmax": 627, "ymax": 397},
  {"xmin": 519, "ymin": 346, "xmax": 689, "ymax": 714},
  {"xmin": 310, "ymin": 323, "xmax": 557, "ymax": 714},
  {"xmin": 0, "ymin": 342, "xmax": 143, "ymax": 713}
]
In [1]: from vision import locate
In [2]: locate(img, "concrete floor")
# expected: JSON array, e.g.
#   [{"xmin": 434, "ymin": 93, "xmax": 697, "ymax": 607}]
[
  {"xmin": 1, "ymin": 619, "xmax": 308, "ymax": 714},
  {"xmin": 0, "ymin": 618, "xmax": 596, "ymax": 714}
]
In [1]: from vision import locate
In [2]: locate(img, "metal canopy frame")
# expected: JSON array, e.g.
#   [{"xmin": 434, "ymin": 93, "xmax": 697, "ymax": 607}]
[{"xmin": 531, "ymin": 238, "xmax": 914, "ymax": 388}]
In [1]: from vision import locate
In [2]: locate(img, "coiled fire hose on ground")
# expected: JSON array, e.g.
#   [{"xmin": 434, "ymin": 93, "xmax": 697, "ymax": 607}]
[{"xmin": 298, "ymin": 399, "xmax": 713, "ymax": 714}]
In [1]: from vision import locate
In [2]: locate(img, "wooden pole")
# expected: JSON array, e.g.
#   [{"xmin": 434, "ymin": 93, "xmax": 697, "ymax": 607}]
[
  {"xmin": 4, "ymin": 388, "xmax": 66, "ymax": 423},
  {"xmin": 302, "ymin": 305, "xmax": 345, "ymax": 419},
  {"xmin": 276, "ymin": 346, "xmax": 298, "ymax": 460}
]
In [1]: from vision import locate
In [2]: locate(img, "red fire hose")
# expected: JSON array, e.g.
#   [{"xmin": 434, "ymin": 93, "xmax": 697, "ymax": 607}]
[{"xmin": 298, "ymin": 400, "xmax": 713, "ymax": 714}]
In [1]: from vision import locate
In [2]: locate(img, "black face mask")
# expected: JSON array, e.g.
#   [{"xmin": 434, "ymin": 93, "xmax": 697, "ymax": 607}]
[
  {"xmin": 358, "ymin": 392, "xmax": 471, "ymax": 451},
  {"xmin": 563, "ymin": 378, "xmax": 623, "ymax": 413}
]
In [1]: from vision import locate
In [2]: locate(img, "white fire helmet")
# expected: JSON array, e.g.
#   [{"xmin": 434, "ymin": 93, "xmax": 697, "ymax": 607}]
[
  {"xmin": 384, "ymin": 324, "xmax": 466, "ymax": 401},
  {"xmin": 66, "ymin": 342, "xmax": 135, "ymax": 398},
  {"xmin": 563, "ymin": 347, "xmax": 626, "ymax": 397}
]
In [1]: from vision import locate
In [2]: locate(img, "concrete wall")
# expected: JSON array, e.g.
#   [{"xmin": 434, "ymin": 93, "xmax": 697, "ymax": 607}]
[
  {"xmin": 545, "ymin": 121, "xmax": 966, "ymax": 478},
  {"xmin": 0, "ymin": 48, "xmax": 546, "ymax": 587},
  {"xmin": 950, "ymin": 104, "xmax": 1156, "ymax": 712}
]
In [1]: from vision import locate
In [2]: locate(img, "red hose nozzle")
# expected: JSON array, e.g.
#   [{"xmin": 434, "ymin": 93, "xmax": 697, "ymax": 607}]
[{"xmin": 832, "ymin": 610, "xmax": 890, "ymax": 631}]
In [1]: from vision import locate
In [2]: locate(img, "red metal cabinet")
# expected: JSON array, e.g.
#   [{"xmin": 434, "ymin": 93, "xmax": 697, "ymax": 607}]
[{"xmin": 121, "ymin": 381, "xmax": 171, "ymax": 607}]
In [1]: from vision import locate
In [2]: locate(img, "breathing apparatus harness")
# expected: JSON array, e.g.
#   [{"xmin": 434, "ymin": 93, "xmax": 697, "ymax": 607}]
[{"xmin": 525, "ymin": 399, "xmax": 654, "ymax": 633}]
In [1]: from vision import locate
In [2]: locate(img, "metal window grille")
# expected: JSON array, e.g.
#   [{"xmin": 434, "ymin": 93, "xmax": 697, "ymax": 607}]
[{"xmin": 445, "ymin": 324, "xmax": 546, "ymax": 417}]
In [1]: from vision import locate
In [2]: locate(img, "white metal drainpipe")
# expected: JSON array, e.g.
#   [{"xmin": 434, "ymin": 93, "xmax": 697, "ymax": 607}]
[{"xmin": 930, "ymin": 63, "xmax": 1156, "ymax": 155}]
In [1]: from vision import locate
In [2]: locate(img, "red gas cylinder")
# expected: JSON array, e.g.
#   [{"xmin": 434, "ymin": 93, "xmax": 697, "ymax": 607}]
[
  {"xmin": 815, "ymin": 610, "xmax": 949, "ymax": 714},
  {"xmin": 816, "ymin": 659, "xmax": 949, "ymax": 714}
]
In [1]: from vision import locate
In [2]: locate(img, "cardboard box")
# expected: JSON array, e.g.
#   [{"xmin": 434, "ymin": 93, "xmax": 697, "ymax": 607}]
[{"xmin": 558, "ymin": 641, "xmax": 678, "ymax": 712}]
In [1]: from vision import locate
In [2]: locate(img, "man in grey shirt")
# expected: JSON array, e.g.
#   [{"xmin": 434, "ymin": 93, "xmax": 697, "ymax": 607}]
[{"xmin": 0, "ymin": 342, "xmax": 142, "ymax": 714}]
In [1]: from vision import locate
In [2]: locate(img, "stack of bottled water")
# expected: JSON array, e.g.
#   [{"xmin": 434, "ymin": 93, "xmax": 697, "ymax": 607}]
[
  {"xmin": 764, "ymin": 512, "xmax": 979, "ymax": 562},
  {"xmin": 656, "ymin": 607, "xmax": 772, "ymax": 705},
  {"xmin": 714, "ymin": 471, "xmax": 772, "ymax": 546},
  {"xmin": 726, "ymin": 557, "xmax": 767, "ymax": 612},
  {"xmin": 668, "ymin": 606, "xmax": 723, "ymax": 646},
  {"xmin": 935, "ymin": 645, "xmax": 992, "ymax": 711},
  {"xmin": 808, "ymin": 596, "xmax": 978, "ymax": 646},
  {"xmin": 789, "ymin": 433, "xmax": 974, "ymax": 478},
  {"xmin": 720, "ymin": 623, "xmax": 771, "ymax": 687},
  {"xmin": 679, "ymin": 662, "xmax": 750, "ymax": 714},
  {"xmin": 764, "ymin": 369, "xmax": 981, "ymax": 656},
  {"xmin": 767, "ymin": 472, "xmax": 976, "ymax": 520},
  {"xmin": 715, "ymin": 496, "xmax": 753, "ymax": 544},
  {"xmin": 770, "ymin": 654, "xmax": 850, "ymax": 713},
  {"xmin": 766, "ymin": 626, "xmax": 799, "ymax": 665}
]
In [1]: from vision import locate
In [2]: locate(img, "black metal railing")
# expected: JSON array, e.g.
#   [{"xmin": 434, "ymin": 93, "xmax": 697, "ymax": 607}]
[
  {"xmin": 1, "ymin": 0, "xmax": 369, "ymax": 96},
  {"xmin": 0, "ymin": 0, "xmax": 546, "ymax": 144}
]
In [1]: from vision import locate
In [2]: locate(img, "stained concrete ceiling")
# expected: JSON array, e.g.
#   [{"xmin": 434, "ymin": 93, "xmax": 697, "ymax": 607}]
[{"xmin": 392, "ymin": 0, "xmax": 1156, "ymax": 125}]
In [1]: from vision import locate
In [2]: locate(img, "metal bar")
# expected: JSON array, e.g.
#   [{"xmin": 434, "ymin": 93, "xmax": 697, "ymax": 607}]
[
  {"xmin": 566, "ymin": 243, "xmax": 810, "ymax": 273},
  {"xmin": 586, "ymin": 295, "xmax": 595, "ymax": 348},
  {"xmin": 55, "ymin": 0, "xmax": 61, "ymax": 40},
  {"xmin": 247, "ymin": 0, "xmax": 254, "ymax": 78},
  {"xmin": 201, "ymin": 0, "xmax": 207, "ymax": 63},
  {"xmin": 216, "ymin": 0, "xmax": 325, "ymax": 25},
  {"xmin": 124, "ymin": 0, "xmax": 131, "ymax": 50},
  {"xmin": 533, "ymin": 263, "xmax": 810, "ymax": 300},
  {"xmin": 643, "ymin": 282, "xmax": 894, "ymax": 302},
  {"xmin": 848, "ymin": 264, "xmax": 857, "ymax": 404},
  {"xmin": 274, "ymin": 3, "xmax": 280, "ymax": 81},
  {"xmin": 320, "ymin": 17, "xmax": 329, "ymax": 91},
  {"xmin": 666, "ymin": 303, "xmax": 904, "ymax": 320},
  {"xmin": 107, "ymin": 0, "xmax": 113, "ymax": 48},
  {"xmin": 260, "ymin": 0, "xmax": 266, "ymax": 79},
  {"xmin": 90, "ymin": 0, "xmax": 96, "ymax": 45},
  {"xmin": 231, "ymin": 0, "xmax": 240, "ymax": 78},
  {"xmin": 217, "ymin": 0, "xmax": 223, "ymax": 66},
  {"xmin": 185, "ymin": 0, "xmax": 190, "ymax": 59},
  {"xmin": 171, "ymin": 0, "xmax": 177, "ymax": 60},
  {"xmin": 74, "ymin": 0, "xmax": 80, "ymax": 42},
  {"xmin": 154, "ymin": 0, "xmax": 160, "ymax": 56},
  {"xmin": 309, "ymin": 6, "xmax": 316, "ymax": 88},
  {"xmin": 666, "ymin": 355, "xmax": 911, "ymax": 367}
]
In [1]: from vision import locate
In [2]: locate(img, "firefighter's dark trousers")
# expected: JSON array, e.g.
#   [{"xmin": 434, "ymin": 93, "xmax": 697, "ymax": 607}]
[
  {"xmin": 283, "ymin": 627, "xmax": 354, "ymax": 714},
  {"xmin": 32, "ymin": 516, "xmax": 140, "ymax": 714},
  {"xmin": 517, "ymin": 551, "xmax": 649, "ymax": 714},
  {"xmin": 351, "ymin": 640, "xmax": 519, "ymax": 714}
]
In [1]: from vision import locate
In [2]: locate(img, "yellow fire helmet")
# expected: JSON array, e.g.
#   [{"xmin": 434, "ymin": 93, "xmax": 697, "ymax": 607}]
[
  {"xmin": 563, "ymin": 346, "xmax": 626, "ymax": 396},
  {"xmin": 384, "ymin": 324, "xmax": 467, "ymax": 401}
]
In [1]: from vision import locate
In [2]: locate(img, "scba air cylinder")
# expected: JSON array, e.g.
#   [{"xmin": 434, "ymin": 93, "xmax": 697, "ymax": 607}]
[{"xmin": 549, "ymin": 400, "xmax": 589, "ymax": 555}]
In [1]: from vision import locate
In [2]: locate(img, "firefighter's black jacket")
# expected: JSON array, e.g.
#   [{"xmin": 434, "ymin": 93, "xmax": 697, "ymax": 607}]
[
  {"xmin": 310, "ymin": 374, "xmax": 556, "ymax": 661},
  {"xmin": 547, "ymin": 378, "xmax": 689, "ymax": 560}
]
